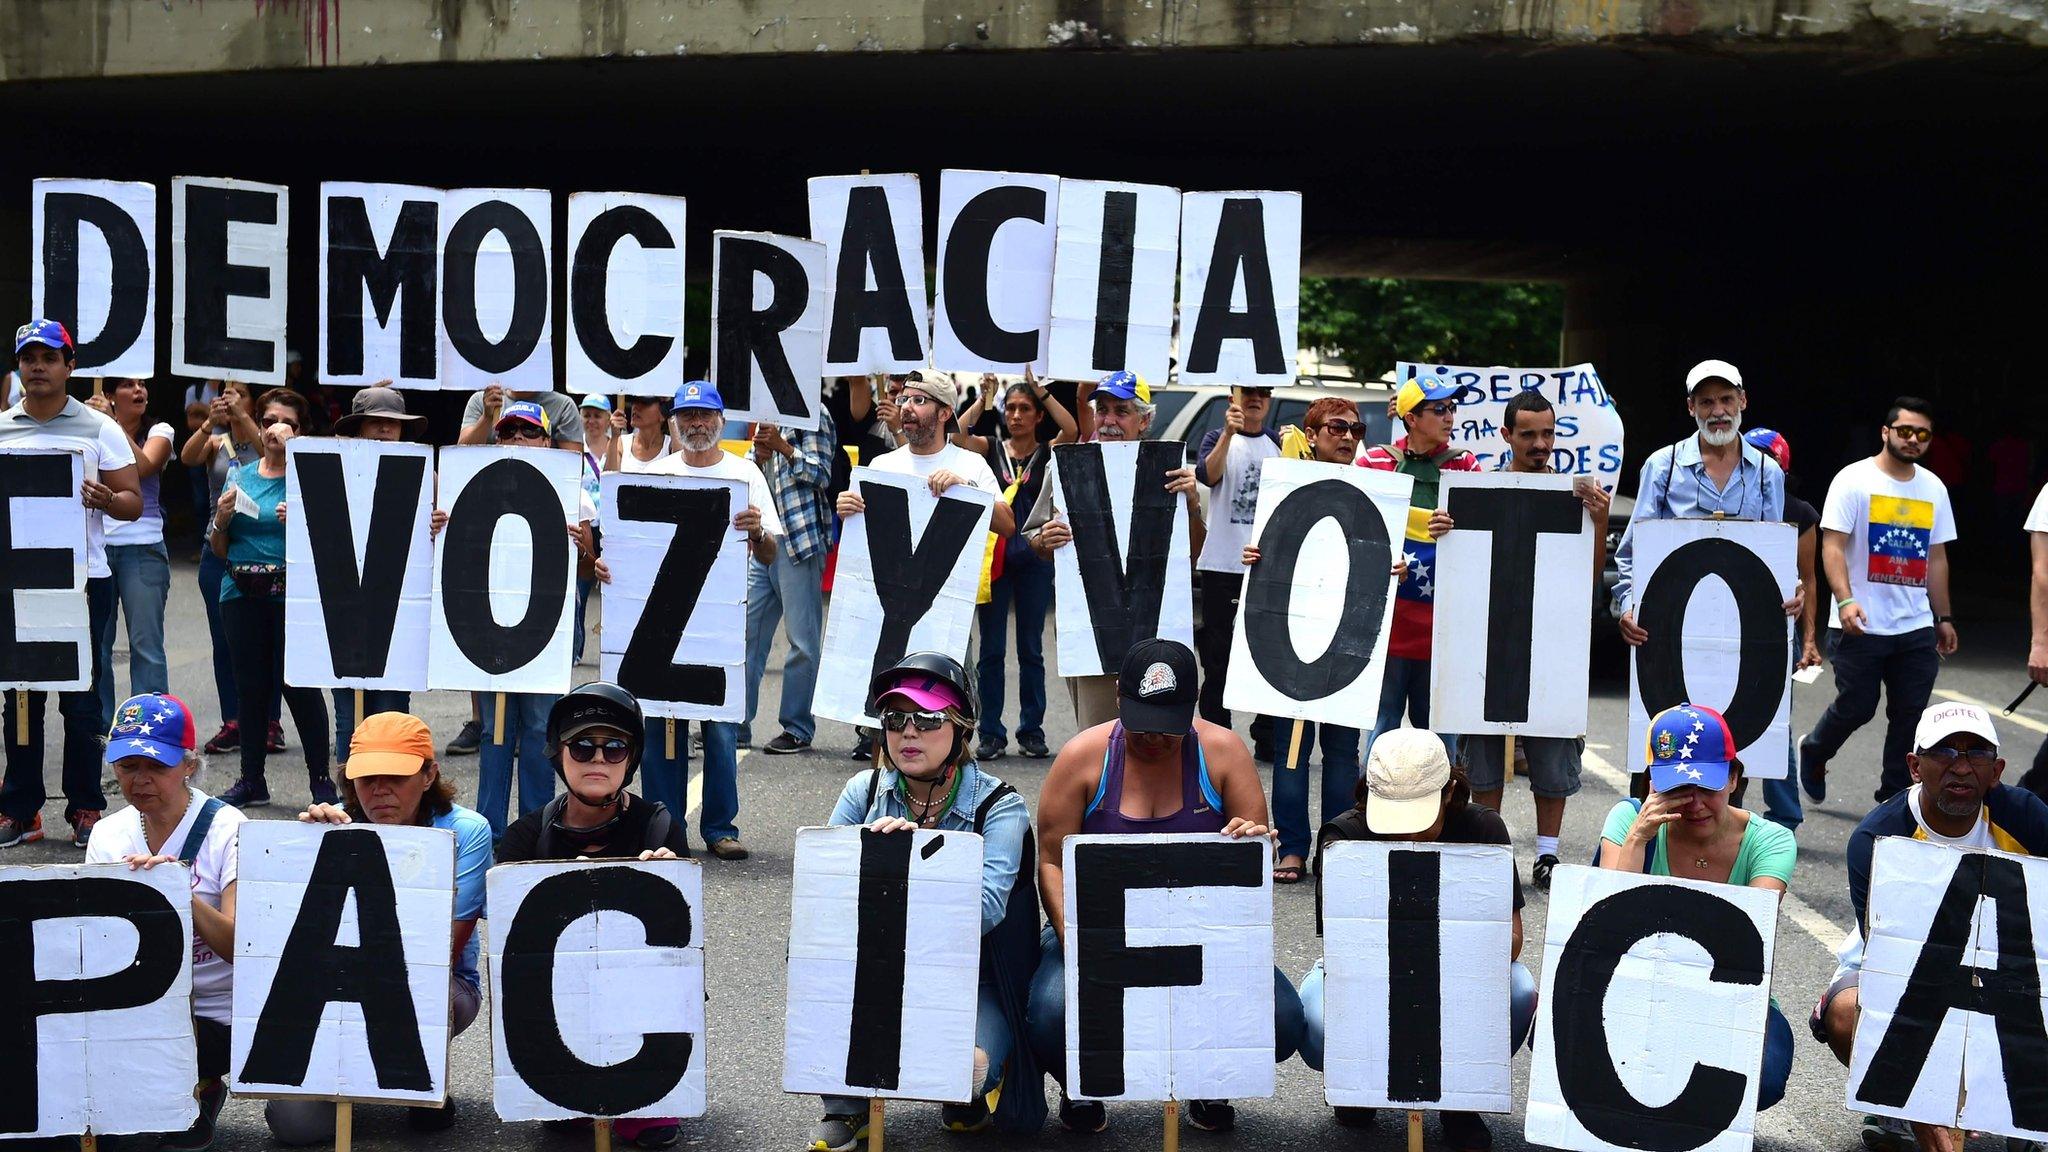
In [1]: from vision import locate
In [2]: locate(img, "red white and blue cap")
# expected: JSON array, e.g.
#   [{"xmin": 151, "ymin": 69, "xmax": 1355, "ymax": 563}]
[
  {"xmin": 672, "ymin": 379, "xmax": 724, "ymax": 412},
  {"xmin": 496, "ymin": 400, "xmax": 551, "ymax": 433},
  {"xmin": 15, "ymin": 318, "xmax": 74, "ymax": 356},
  {"xmin": 105, "ymin": 692, "xmax": 198, "ymax": 768},
  {"xmin": 1744, "ymin": 427, "xmax": 1791, "ymax": 474},
  {"xmin": 1644, "ymin": 702, "xmax": 1738, "ymax": 793}
]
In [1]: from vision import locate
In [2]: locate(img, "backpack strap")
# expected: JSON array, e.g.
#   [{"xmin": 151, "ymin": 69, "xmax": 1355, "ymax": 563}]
[
  {"xmin": 864, "ymin": 766, "xmax": 883, "ymax": 819},
  {"xmin": 973, "ymin": 782, "xmax": 1019, "ymax": 834},
  {"xmin": 176, "ymin": 798, "xmax": 226, "ymax": 865},
  {"xmin": 531, "ymin": 795, "xmax": 572, "ymax": 860},
  {"xmin": 642, "ymin": 801, "xmax": 677, "ymax": 854}
]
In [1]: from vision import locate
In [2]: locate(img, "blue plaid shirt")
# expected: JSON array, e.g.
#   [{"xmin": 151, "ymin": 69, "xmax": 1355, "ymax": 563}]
[{"xmin": 765, "ymin": 422, "xmax": 837, "ymax": 563}]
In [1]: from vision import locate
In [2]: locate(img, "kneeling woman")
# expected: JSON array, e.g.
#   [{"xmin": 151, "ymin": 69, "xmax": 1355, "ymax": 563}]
[
  {"xmin": 496, "ymin": 682, "xmax": 690, "ymax": 1150},
  {"xmin": 87, "ymin": 693, "xmax": 247, "ymax": 1152},
  {"xmin": 1298, "ymin": 728, "xmax": 1538, "ymax": 1151},
  {"xmin": 806, "ymin": 654, "xmax": 1043, "ymax": 1152},
  {"xmin": 1597, "ymin": 702, "xmax": 1796, "ymax": 1112},
  {"xmin": 271, "ymin": 713, "xmax": 493, "ymax": 1143}
]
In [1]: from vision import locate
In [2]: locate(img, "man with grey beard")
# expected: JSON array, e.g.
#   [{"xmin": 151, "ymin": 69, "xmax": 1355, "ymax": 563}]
[
  {"xmin": 1612, "ymin": 358, "xmax": 1793, "ymax": 647},
  {"xmin": 1810, "ymin": 701, "xmax": 2048, "ymax": 1152}
]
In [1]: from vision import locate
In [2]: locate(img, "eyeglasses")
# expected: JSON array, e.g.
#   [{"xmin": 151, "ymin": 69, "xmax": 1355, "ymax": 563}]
[
  {"xmin": 1917, "ymin": 746, "xmax": 1996, "ymax": 766},
  {"xmin": 898, "ymin": 393, "xmax": 939, "ymax": 409},
  {"xmin": 260, "ymin": 415, "xmax": 300, "ymax": 431},
  {"xmin": 1418, "ymin": 403, "xmax": 1457, "ymax": 418},
  {"xmin": 566, "ymin": 737, "xmax": 632, "ymax": 764},
  {"xmin": 879, "ymin": 709, "xmax": 949, "ymax": 733},
  {"xmin": 1315, "ymin": 419, "xmax": 1366, "ymax": 437},
  {"xmin": 1888, "ymin": 425, "xmax": 1933, "ymax": 443},
  {"xmin": 498, "ymin": 424, "xmax": 548, "ymax": 441}
]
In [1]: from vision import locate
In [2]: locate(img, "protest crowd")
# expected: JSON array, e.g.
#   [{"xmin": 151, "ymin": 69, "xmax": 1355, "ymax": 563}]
[{"xmin": 7, "ymin": 173, "xmax": 2048, "ymax": 1152}]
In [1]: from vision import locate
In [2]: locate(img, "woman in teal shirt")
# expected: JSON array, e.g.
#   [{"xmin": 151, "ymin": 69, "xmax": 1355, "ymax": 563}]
[
  {"xmin": 1598, "ymin": 702, "xmax": 1795, "ymax": 1109},
  {"xmin": 209, "ymin": 389, "xmax": 331, "ymax": 810}
]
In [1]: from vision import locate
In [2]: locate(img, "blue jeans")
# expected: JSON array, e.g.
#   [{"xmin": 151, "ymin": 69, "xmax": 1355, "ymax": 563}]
[
  {"xmin": 1297, "ymin": 958, "xmax": 1538, "ymax": 1072},
  {"xmin": 97, "ymin": 542, "xmax": 171, "ymax": 720},
  {"xmin": 744, "ymin": 549, "xmax": 825, "ymax": 745},
  {"xmin": 1805, "ymin": 627, "xmax": 1940, "ymax": 802},
  {"xmin": 822, "ymin": 978, "xmax": 1010, "ymax": 1115},
  {"xmin": 1759, "ymin": 1002, "xmax": 1793, "ymax": 1111},
  {"xmin": 639, "ymin": 717, "xmax": 741, "ymax": 845},
  {"xmin": 1365, "ymin": 656, "xmax": 1456, "ymax": 764},
  {"xmin": 476, "ymin": 692, "xmax": 557, "ymax": 837},
  {"xmin": 1272, "ymin": 722, "xmax": 1362, "ymax": 861},
  {"xmin": 977, "ymin": 553, "xmax": 1053, "ymax": 745},
  {"xmin": 3, "ymin": 576, "xmax": 114, "ymax": 822},
  {"xmin": 1025, "ymin": 926, "xmax": 1303, "ymax": 1090},
  {"xmin": 331, "ymin": 689, "xmax": 412, "ymax": 766}
]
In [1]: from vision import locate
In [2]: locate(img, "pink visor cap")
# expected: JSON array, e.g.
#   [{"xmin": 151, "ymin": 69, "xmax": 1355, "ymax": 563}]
[{"xmin": 877, "ymin": 675, "xmax": 966, "ymax": 713}]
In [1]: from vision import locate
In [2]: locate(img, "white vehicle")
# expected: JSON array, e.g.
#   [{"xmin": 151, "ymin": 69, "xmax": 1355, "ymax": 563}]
[{"xmin": 1145, "ymin": 380, "xmax": 1397, "ymax": 468}]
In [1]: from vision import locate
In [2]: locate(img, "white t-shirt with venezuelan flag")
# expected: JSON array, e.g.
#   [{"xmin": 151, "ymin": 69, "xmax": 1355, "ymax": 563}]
[{"xmin": 1819, "ymin": 457, "xmax": 1955, "ymax": 636}]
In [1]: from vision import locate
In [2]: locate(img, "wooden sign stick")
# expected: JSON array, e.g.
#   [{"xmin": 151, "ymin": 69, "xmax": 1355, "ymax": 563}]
[
  {"xmin": 666, "ymin": 718, "xmax": 676, "ymax": 760},
  {"xmin": 868, "ymin": 1098, "xmax": 884, "ymax": 1151},
  {"xmin": 1284, "ymin": 717, "xmax": 1306, "ymax": 772},
  {"xmin": 595, "ymin": 1117, "xmax": 612, "ymax": 1152},
  {"xmin": 494, "ymin": 692, "xmax": 506, "ymax": 744},
  {"xmin": 1408, "ymin": 1109, "xmax": 1424, "ymax": 1152},
  {"xmin": 15, "ymin": 695, "xmax": 26, "ymax": 747},
  {"xmin": 336, "ymin": 1102, "xmax": 353, "ymax": 1152},
  {"xmin": 1504, "ymin": 733, "xmax": 1517, "ymax": 786},
  {"xmin": 1163, "ymin": 1100, "xmax": 1179, "ymax": 1152}
]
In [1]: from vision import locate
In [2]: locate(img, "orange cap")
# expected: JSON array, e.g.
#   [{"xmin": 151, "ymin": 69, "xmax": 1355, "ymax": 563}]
[{"xmin": 346, "ymin": 713, "xmax": 434, "ymax": 779}]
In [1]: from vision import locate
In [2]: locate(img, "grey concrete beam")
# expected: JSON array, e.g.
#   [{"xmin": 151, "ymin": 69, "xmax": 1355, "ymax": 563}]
[{"xmin": 0, "ymin": 0, "xmax": 2040, "ymax": 85}]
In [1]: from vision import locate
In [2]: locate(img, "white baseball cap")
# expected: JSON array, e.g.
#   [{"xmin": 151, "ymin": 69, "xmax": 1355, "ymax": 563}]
[
  {"xmin": 1685, "ymin": 359, "xmax": 1744, "ymax": 395},
  {"xmin": 1364, "ymin": 728, "xmax": 1452, "ymax": 835},
  {"xmin": 1914, "ymin": 701, "xmax": 1999, "ymax": 752}
]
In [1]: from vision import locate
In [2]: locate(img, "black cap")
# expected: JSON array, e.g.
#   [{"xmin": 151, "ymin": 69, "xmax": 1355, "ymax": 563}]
[{"xmin": 1118, "ymin": 638, "xmax": 1198, "ymax": 734}]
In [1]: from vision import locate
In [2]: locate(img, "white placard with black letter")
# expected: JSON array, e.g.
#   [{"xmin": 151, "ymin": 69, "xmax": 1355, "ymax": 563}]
[
  {"xmin": 599, "ymin": 473, "xmax": 748, "ymax": 722},
  {"xmin": 1848, "ymin": 837, "xmax": 2048, "ymax": 1144},
  {"xmin": 565, "ymin": 192, "xmax": 688, "ymax": 396},
  {"xmin": 932, "ymin": 169, "xmax": 1059, "ymax": 376},
  {"xmin": 0, "ymin": 448, "xmax": 90, "ymax": 692},
  {"xmin": 1063, "ymin": 833, "xmax": 1276, "ymax": 1102},
  {"xmin": 1526, "ymin": 864, "xmax": 1780, "ymax": 1152},
  {"xmin": 709, "ymin": 230, "xmax": 826, "ymax": 430},
  {"xmin": 171, "ymin": 176, "xmax": 289, "ymax": 385},
  {"xmin": 1429, "ymin": 471, "xmax": 1596, "ymax": 737},
  {"xmin": 429, "ymin": 445, "xmax": 583, "ymax": 695},
  {"xmin": 1223, "ymin": 459, "xmax": 1411, "ymax": 723},
  {"xmin": 784, "ymin": 826, "xmax": 985, "ymax": 1102},
  {"xmin": 320, "ymin": 181, "xmax": 442, "ymax": 389},
  {"xmin": 1175, "ymin": 190, "xmax": 1300, "ymax": 389},
  {"xmin": 488, "ymin": 859, "xmax": 707, "ymax": 1121},
  {"xmin": 0, "ymin": 862, "xmax": 197, "ymax": 1139},
  {"xmin": 32, "ymin": 178, "xmax": 157, "ymax": 378},
  {"xmin": 229, "ymin": 822, "xmax": 455, "ymax": 1104},
  {"xmin": 284, "ymin": 439, "xmax": 434, "ymax": 692},
  {"xmin": 808, "ymin": 173, "xmax": 929, "ymax": 376},
  {"xmin": 1401, "ymin": 362, "xmax": 1626, "ymax": 492},
  {"xmin": 1046, "ymin": 441, "xmax": 1194, "ymax": 678},
  {"xmin": 439, "ymin": 187, "xmax": 553, "ymax": 393},
  {"xmin": 1321, "ymin": 841, "xmax": 1514, "ymax": 1112},
  {"xmin": 1626, "ymin": 519, "xmax": 1797, "ymax": 780},
  {"xmin": 1047, "ymin": 179, "xmax": 1179, "ymax": 384},
  {"xmin": 814, "ymin": 468, "xmax": 994, "ymax": 729}
]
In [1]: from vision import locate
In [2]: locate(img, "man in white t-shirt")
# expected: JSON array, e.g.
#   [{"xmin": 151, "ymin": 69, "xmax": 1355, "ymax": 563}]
[
  {"xmin": 1194, "ymin": 385, "xmax": 1281, "ymax": 751},
  {"xmin": 1801, "ymin": 396, "xmax": 1957, "ymax": 805},
  {"xmin": 2022, "ymin": 483, "xmax": 2048, "ymax": 795},
  {"xmin": 86, "ymin": 690, "xmax": 247, "ymax": 1151},
  {"xmin": 642, "ymin": 380, "xmax": 781, "ymax": 861},
  {"xmin": 0, "ymin": 320, "xmax": 143, "ymax": 850},
  {"xmin": 835, "ymin": 370, "xmax": 1015, "ymax": 761}
]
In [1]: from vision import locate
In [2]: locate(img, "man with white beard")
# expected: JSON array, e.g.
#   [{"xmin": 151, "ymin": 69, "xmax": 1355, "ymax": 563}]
[{"xmin": 1613, "ymin": 359, "xmax": 1799, "ymax": 648}]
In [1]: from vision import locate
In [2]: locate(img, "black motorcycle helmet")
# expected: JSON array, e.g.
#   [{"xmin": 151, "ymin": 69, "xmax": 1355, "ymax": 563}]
[
  {"xmin": 545, "ymin": 681, "xmax": 645, "ymax": 794},
  {"xmin": 866, "ymin": 651, "xmax": 977, "ymax": 724}
]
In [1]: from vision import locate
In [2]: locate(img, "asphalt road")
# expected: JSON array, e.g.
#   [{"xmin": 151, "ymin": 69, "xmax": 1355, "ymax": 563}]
[{"xmin": 13, "ymin": 554, "xmax": 2044, "ymax": 1152}]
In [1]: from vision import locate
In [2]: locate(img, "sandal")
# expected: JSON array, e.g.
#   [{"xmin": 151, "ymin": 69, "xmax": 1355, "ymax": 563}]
[{"xmin": 1273, "ymin": 863, "xmax": 1305, "ymax": 884}]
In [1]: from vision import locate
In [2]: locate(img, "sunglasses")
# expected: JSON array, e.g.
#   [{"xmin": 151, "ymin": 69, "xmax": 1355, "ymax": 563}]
[
  {"xmin": 1417, "ymin": 403, "xmax": 1458, "ymax": 418},
  {"xmin": 879, "ymin": 709, "xmax": 949, "ymax": 733},
  {"xmin": 1888, "ymin": 425, "xmax": 1933, "ymax": 443},
  {"xmin": 260, "ymin": 415, "xmax": 300, "ymax": 431},
  {"xmin": 1315, "ymin": 419, "xmax": 1366, "ymax": 437},
  {"xmin": 566, "ymin": 737, "xmax": 632, "ymax": 764},
  {"xmin": 1916, "ymin": 746, "xmax": 1996, "ymax": 766},
  {"xmin": 498, "ymin": 424, "xmax": 548, "ymax": 441}
]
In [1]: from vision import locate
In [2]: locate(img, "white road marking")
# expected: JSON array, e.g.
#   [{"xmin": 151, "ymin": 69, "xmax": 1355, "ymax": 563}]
[
  {"xmin": 1933, "ymin": 687, "xmax": 2048, "ymax": 736},
  {"xmin": 685, "ymin": 747, "xmax": 747, "ymax": 817},
  {"xmin": 1581, "ymin": 748, "xmax": 1849, "ymax": 952}
]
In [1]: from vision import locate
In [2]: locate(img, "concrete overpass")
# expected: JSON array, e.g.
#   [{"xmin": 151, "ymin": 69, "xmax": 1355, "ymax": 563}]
[{"xmin": 1, "ymin": 0, "xmax": 2043, "ymax": 587}]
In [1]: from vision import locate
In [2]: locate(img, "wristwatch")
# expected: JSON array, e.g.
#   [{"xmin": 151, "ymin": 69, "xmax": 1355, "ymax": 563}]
[{"xmin": 1935, "ymin": 615, "xmax": 1954, "ymax": 625}]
